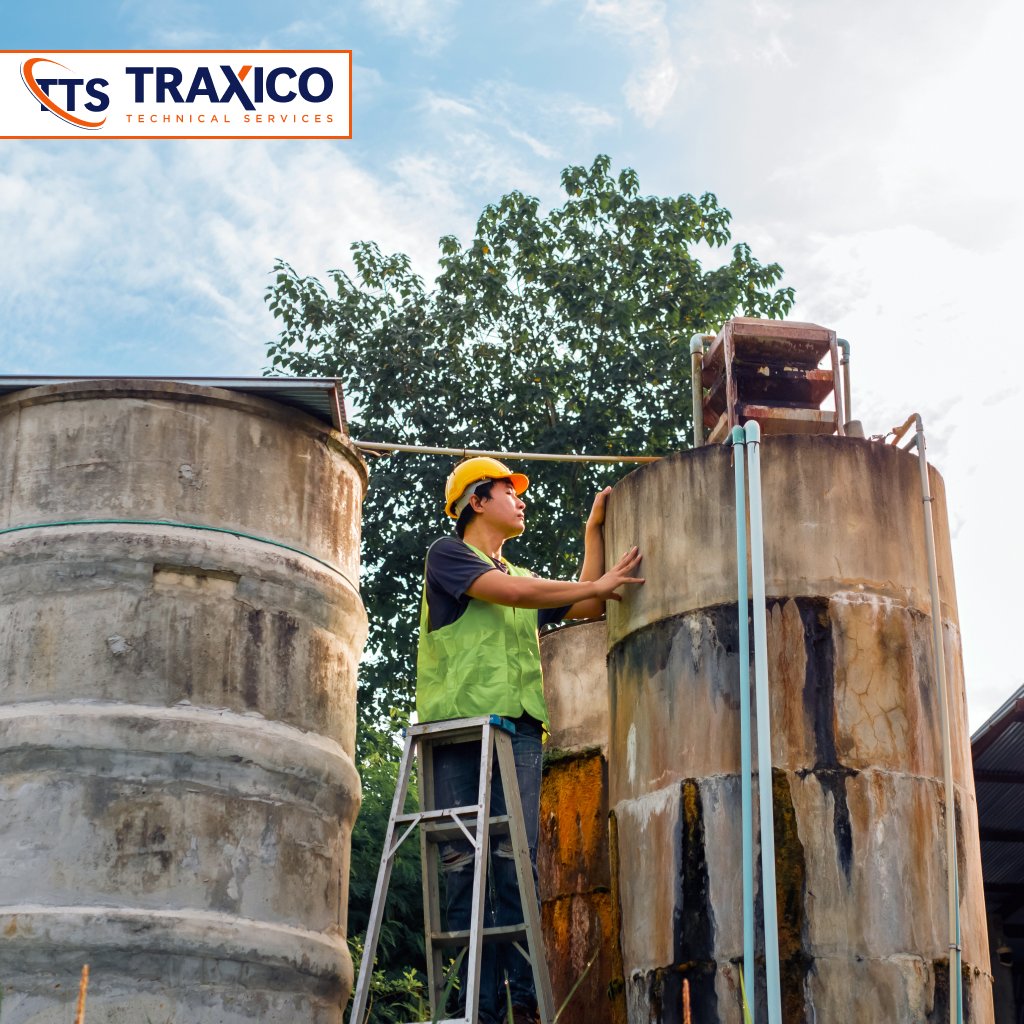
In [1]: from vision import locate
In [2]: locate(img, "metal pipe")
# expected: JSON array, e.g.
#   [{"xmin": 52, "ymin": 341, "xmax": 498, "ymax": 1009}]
[
  {"xmin": 744, "ymin": 420, "xmax": 783, "ymax": 1024},
  {"xmin": 691, "ymin": 336, "xmax": 706, "ymax": 448},
  {"xmin": 889, "ymin": 414, "xmax": 917, "ymax": 447},
  {"xmin": 732, "ymin": 425, "xmax": 756, "ymax": 1022},
  {"xmin": 837, "ymin": 339, "xmax": 852, "ymax": 425},
  {"xmin": 352, "ymin": 440, "xmax": 661, "ymax": 464},
  {"xmin": 913, "ymin": 415, "xmax": 962, "ymax": 1024}
]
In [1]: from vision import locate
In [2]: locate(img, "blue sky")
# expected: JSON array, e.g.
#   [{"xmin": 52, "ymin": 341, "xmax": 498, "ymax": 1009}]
[{"xmin": 2, "ymin": 0, "xmax": 1022, "ymax": 726}]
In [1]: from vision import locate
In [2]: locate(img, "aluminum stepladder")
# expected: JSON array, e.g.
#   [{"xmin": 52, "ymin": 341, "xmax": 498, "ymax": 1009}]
[{"xmin": 349, "ymin": 715, "xmax": 555, "ymax": 1024}]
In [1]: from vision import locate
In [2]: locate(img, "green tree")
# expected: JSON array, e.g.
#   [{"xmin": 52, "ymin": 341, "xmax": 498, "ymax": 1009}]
[
  {"xmin": 266, "ymin": 154, "xmax": 794, "ymax": 721},
  {"xmin": 268, "ymin": 155, "xmax": 793, "ymax": 1018}
]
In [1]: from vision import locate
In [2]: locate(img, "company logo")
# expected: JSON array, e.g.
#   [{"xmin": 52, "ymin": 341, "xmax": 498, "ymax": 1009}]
[
  {"xmin": 2, "ymin": 50, "xmax": 352, "ymax": 140},
  {"xmin": 21, "ymin": 57, "xmax": 109, "ymax": 130}
]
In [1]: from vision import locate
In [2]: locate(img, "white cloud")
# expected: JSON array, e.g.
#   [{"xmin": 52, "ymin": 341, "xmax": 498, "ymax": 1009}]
[
  {"xmin": 563, "ymin": 100, "xmax": 617, "ymax": 130},
  {"xmin": 629, "ymin": 0, "xmax": 1024, "ymax": 730},
  {"xmin": 408, "ymin": 81, "xmax": 617, "ymax": 200},
  {"xmin": 762, "ymin": 219, "xmax": 1024, "ymax": 730},
  {"xmin": 506, "ymin": 127, "xmax": 558, "ymax": 161},
  {"xmin": 116, "ymin": 0, "xmax": 351, "ymax": 49},
  {"xmin": 584, "ymin": 0, "xmax": 678, "ymax": 124},
  {"xmin": 652, "ymin": 0, "xmax": 1019, "ymax": 240},
  {"xmin": 0, "ymin": 139, "xmax": 473, "ymax": 375},
  {"xmin": 115, "ymin": 0, "xmax": 220, "ymax": 47},
  {"xmin": 421, "ymin": 93, "xmax": 479, "ymax": 119},
  {"xmin": 622, "ymin": 58, "xmax": 679, "ymax": 126},
  {"xmin": 361, "ymin": 0, "xmax": 459, "ymax": 53}
]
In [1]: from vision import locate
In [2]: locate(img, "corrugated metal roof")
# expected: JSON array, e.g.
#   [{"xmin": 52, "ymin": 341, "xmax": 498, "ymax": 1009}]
[
  {"xmin": 971, "ymin": 684, "xmax": 1024, "ymax": 958},
  {"xmin": 975, "ymin": 720, "xmax": 1024, "ymax": 773},
  {"xmin": 0, "ymin": 376, "xmax": 346, "ymax": 431}
]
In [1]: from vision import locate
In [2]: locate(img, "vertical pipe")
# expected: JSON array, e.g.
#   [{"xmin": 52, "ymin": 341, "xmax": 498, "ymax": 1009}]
[
  {"xmin": 838, "ymin": 339, "xmax": 852, "ymax": 425},
  {"xmin": 732, "ymin": 425, "xmax": 756, "ymax": 1023},
  {"xmin": 744, "ymin": 420, "xmax": 783, "ymax": 1024},
  {"xmin": 914, "ymin": 415, "xmax": 962, "ymax": 1024},
  {"xmin": 691, "ymin": 336, "xmax": 705, "ymax": 448}
]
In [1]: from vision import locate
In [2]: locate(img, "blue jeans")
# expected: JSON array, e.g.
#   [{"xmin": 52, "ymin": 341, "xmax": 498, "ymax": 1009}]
[{"xmin": 432, "ymin": 715, "xmax": 542, "ymax": 1024}]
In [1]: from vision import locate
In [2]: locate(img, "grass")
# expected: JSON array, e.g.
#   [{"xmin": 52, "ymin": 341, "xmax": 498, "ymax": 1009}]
[{"xmin": 739, "ymin": 965, "xmax": 753, "ymax": 1024}]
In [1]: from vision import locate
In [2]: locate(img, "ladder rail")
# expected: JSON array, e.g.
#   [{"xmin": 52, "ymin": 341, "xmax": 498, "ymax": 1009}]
[
  {"xmin": 493, "ymin": 732, "xmax": 555, "ymax": 1022},
  {"xmin": 419, "ymin": 731, "xmax": 446, "ymax": 1015},
  {"xmin": 461, "ymin": 720, "xmax": 496, "ymax": 1022},
  {"xmin": 349, "ymin": 730, "xmax": 418, "ymax": 1024}
]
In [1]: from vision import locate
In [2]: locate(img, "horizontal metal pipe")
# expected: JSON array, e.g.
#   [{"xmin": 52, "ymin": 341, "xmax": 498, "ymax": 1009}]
[{"xmin": 353, "ymin": 440, "xmax": 662, "ymax": 464}]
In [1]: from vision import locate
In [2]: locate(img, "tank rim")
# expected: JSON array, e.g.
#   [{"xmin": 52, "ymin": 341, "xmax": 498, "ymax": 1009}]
[{"xmin": 0, "ymin": 377, "xmax": 369, "ymax": 490}]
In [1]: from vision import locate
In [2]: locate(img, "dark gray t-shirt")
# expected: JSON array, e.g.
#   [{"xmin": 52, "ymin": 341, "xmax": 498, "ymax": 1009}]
[{"xmin": 424, "ymin": 536, "xmax": 570, "ymax": 633}]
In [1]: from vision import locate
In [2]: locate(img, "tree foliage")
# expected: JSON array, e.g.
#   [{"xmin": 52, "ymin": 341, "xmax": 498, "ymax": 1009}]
[
  {"xmin": 267, "ymin": 155, "xmax": 793, "ymax": 1012},
  {"xmin": 266, "ymin": 154, "xmax": 793, "ymax": 718}
]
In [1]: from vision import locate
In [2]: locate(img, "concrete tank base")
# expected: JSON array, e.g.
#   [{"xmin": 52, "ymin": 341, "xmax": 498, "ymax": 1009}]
[
  {"xmin": 602, "ymin": 437, "xmax": 992, "ymax": 1024},
  {"xmin": 0, "ymin": 381, "xmax": 367, "ymax": 1023},
  {"xmin": 539, "ymin": 620, "xmax": 627, "ymax": 1024}
]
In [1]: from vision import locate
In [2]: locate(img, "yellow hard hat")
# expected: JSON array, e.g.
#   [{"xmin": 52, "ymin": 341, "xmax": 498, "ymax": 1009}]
[{"xmin": 444, "ymin": 456, "xmax": 529, "ymax": 520}]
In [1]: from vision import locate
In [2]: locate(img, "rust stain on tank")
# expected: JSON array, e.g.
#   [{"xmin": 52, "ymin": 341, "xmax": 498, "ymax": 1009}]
[
  {"xmin": 771, "ymin": 768, "xmax": 811, "ymax": 1024},
  {"xmin": 789, "ymin": 598, "xmax": 856, "ymax": 883},
  {"xmin": 540, "ymin": 750, "xmax": 625, "ymax": 1023},
  {"xmin": 674, "ymin": 780, "xmax": 718, "ymax": 1020},
  {"xmin": 542, "ymin": 891, "xmax": 621, "ymax": 1024},
  {"xmin": 540, "ymin": 752, "xmax": 610, "ymax": 894},
  {"xmin": 606, "ymin": 811, "xmax": 628, "ymax": 1024}
]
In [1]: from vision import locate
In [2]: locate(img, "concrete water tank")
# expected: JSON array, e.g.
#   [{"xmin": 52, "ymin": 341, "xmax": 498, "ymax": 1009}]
[
  {"xmin": 0, "ymin": 380, "xmax": 367, "ymax": 1023},
  {"xmin": 603, "ymin": 435, "xmax": 991, "ymax": 1023}
]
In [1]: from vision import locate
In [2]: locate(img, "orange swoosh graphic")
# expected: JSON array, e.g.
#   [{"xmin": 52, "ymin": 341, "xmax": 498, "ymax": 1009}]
[{"xmin": 22, "ymin": 57, "xmax": 107, "ymax": 130}]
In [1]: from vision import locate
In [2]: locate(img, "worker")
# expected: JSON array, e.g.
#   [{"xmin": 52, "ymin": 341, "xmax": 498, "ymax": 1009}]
[{"xmin": 416, "ymin": 456, "xmax": 644, "ymax": 1024}]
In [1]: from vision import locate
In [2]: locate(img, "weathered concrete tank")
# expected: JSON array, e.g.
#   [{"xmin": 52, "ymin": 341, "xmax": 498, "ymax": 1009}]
[
  {"xmin": 539, "ymin": 619, "xmax": 626, "ymax": 1024},
  {"xmin": 0, "ymin": 380, "xmax": 367, "ymax": 1023},
  {"xmin": 603, "ymin": 435, "xmax": 991, "ymax": 1023}
]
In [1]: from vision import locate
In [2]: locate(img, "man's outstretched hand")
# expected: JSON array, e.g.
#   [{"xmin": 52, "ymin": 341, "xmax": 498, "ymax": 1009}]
[{"xmin": 593, "ymin": 546, "xmax": 644, "ymax": 601}]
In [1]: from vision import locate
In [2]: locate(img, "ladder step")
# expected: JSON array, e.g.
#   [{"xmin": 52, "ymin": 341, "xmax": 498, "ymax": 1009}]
[
  {"xmin": 395, "ymin": 805, "xmax": 481, "ymax": 824},
  {"xmin": 408, "ymin": 715, "xmax": 510, "ymax": 742},
  {"xmin": 421, "ymin": 816, "xmax": 511, "ymax": 843},
  {"xmin": 430, "ymin": 923, "xmax": 528, "ymax": 947},
  {"xmin": 394, "ymin": 809, "xmax": 512, "ymax": 841}
]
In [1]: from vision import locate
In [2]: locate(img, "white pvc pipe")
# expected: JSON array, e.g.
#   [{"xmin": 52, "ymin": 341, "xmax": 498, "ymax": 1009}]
[
  {"xmin": 732, "ymin": 426, "xmax": 756, "ymax": 1021},
  {"xmin": 744, "ymin": 420, "xmax": 783, "ymax": 1024},
  {"xmin": 913, "ymin": 415, "xmax": 962, "ymax": 1024},
  {"xmin": 691, "ymin": 335, "xmax": 705, "ymax": 448}
]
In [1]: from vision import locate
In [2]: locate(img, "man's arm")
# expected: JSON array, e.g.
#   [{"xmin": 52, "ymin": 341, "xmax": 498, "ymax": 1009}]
[
  {"xmin": 565, "ymin": 487, "xmax": 611, "ymax": 619},
  {"xmin": 466, "ymin": 487, "xmax": 642, "ymax": 611},
  {"xmin": 466, "ymin": 541, "xmax": 642, "ymax": 610}
]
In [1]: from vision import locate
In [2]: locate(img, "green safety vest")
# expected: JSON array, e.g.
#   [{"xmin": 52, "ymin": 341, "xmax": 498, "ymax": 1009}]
[{"xmin": 416, "ymin": 541, "xmax": 550, "ymax": 727}]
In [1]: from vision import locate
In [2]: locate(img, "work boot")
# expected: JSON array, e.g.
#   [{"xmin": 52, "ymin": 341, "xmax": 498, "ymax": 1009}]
[{"xmin": 510, "ymin": 1006, "xmax": 539, "ymax": 1024}]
